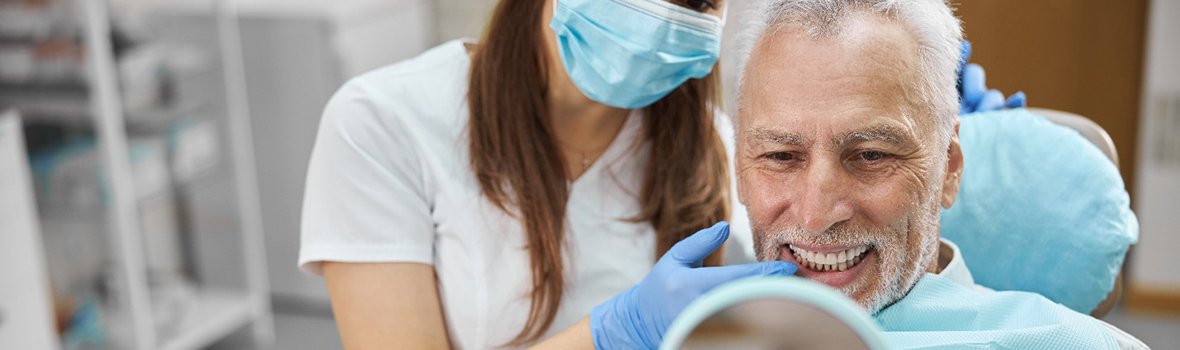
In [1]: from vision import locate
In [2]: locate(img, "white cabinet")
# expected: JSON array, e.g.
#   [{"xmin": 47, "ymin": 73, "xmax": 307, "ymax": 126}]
[{"xmin": 0, "ymin": 110, "xmax": 60, "ymax": 350}]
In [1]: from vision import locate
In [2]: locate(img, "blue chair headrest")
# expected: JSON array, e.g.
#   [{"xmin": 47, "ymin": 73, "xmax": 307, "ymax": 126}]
[{"xmin": 941, "ymin": 108, "xmax": 1138, "ymax": 314}]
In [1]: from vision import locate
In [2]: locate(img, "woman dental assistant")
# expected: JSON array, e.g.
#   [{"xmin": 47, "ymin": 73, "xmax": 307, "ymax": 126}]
[
  {"xmin": 298, "ymin": 0, "xmax": 790, "ymax": 348},
  {"xmin": 298, "ymin": 0, "xmax": 1021, "ymax": 348}
]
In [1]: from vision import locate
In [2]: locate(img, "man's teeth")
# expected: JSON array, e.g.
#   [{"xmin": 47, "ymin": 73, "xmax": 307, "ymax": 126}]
[{"xmin": 789, "ymin": 245, "xmax": 869, "ymax": 272}]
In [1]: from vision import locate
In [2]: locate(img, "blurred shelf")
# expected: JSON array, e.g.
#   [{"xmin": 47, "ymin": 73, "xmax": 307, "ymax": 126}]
[
  {"xmin": 13, "ymin": 0, "xmax": 275, "ymax": 348},
  {"xmin": 0, "ymin": 47, "xmax": 217, "ymax": 126},
  {"xmin": 158, "ymin": 288, "xmax": 261, "ymax": 350},
  {"xmin": 0, "ymin": 80, "xmax": 86, "ymax": 91},
  {"xmin": 0, "ymin": 81, "xmax": 88, "ymax": 113},
  {"xmin": 3, "ymin": 97, "xmax": 210, "ymax": 129},
  {"xmin": 154, "ymin": 0, "xmax": 422, "ymax": 22}
]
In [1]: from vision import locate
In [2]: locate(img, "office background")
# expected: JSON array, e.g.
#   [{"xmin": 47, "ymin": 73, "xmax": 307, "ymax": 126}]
[{"xmin": 1, "ymin": 0, "xmax": 1177, "ymax": 349}]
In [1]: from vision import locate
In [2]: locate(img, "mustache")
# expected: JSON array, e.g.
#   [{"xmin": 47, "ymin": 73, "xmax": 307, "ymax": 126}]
[
  {"xmin": 754, "ymin": 220, "xmax": 910, "ymax": 262},
  {"xmin": 760, "ymin": 221, "xmax": 888, "ymax": 248}
]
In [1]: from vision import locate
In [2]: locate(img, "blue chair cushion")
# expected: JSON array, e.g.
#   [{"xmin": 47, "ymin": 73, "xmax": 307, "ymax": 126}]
[{"xmin": 940, "ymin": 108, "xmax": 1138, "ymax": 314}]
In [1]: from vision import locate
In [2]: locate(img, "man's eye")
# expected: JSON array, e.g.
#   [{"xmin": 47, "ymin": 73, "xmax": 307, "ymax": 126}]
[
  {"xmin": 673, "ymin": 0, "xmax": 715, "ymax": 12},
  {"xmin": 765, "ymin": 152, "xmax": 795, "ymax": 162},
  {"xmin": 859, "ymin": 150, "xmax": 887, "ymax": 162}
]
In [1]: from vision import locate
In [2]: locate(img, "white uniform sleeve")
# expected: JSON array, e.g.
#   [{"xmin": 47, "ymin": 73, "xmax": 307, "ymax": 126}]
[{"xmin": 299, "ymin": 80, "xmax": 435, "ymax": 276}]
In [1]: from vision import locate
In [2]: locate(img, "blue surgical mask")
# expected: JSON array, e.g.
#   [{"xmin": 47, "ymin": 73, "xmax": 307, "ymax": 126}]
[{"xmin": 550, "ymin": 0, "xmax": 724, "ymax": 109}]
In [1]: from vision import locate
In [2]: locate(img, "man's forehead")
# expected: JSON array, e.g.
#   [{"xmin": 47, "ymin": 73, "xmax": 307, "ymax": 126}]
[
  {"xmin": 746, "ymin": 13, "xmax": 918, "ymax": 78},
  {"xmin": 737, "ymin": 11, "xmax": 927, "ymax": 142},
  {"xmin": 743, "ymin": 120, "xmax": 918, "ymax": 149}
]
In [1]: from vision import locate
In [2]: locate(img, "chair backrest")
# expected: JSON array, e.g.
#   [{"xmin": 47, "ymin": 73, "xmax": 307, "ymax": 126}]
[
  {"xmin": 941, "ymin": 108, "xmax": 1137, "ymax": 316},
  {"xmin": 1028, "ymin": 108, "xmax": 1124, "ymax": 318},
  {"xmin": 1030, "ymin": 108, "xmax": 1119, "ymax": 166}
]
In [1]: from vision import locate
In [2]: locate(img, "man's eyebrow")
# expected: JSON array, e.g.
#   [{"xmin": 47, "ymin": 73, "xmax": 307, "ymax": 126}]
[
  {"xmin": 831, "ymin": 124, "xmax": 915, "ymax": 148},
  {"xmin": 746, "ymin": 127, "xmax": 812, "ymax": 147}
]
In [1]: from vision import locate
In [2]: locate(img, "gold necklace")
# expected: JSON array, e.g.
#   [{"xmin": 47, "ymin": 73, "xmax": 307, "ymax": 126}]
[
  {"xmin": 554, "ymin": 116, "xmax": 628, "ymax": 174},
  {"xmin": 556, "ymin": 139, "xmax": 610, "ymax": 172},
  {"xmin": 563, "ymin": 144, "xmax": 606, "ymax": 172}
]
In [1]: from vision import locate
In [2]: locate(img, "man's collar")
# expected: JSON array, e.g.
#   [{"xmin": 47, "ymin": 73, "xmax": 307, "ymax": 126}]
[{"xmin": 936, "ymin": 238, "xmax": 977, "ymax": 289}]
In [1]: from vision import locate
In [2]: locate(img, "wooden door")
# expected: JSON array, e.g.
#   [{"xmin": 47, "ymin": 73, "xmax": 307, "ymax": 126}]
[{"xmin": 956, "ymin": 0, "xmax": 1149, "ymax": 195}]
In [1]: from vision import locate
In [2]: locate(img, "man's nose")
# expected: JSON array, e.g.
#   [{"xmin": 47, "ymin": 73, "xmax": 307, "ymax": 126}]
[{"xmin": 795, "ymin": 160, "xmax": 854, "ymax": 234}]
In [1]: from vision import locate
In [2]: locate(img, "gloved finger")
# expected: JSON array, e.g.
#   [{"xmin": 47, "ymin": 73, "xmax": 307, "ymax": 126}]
[
  {"xmin": 690, "ymin": 261, "xmax": 798, "ymax": 290},
  {"xmin": 958, "ymin": 40, "xmax": 973, "ymax": 72},
  {"xmin": 975, "ymin": 89, "xmax": 1006, "ymax": 113},
  {"xmin": 960, "ymin": 63, "xmax": 987, "ymax": 108},
  {"xmin": 665, "ymin": 221, "xmax": 729, "ymax": 266},
  {"xmin": 1004, "ymin": 91, "xmax": 1027, "ymax": 108},
  {"xmin": 956, "ymin": 40, "xmax": 973, "ymax": 113}
]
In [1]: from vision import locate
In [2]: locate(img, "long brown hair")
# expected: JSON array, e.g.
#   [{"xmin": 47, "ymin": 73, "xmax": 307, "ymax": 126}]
[{"xmin": 467, "ymin": 0, "xmax": 730, "ymax": 345}]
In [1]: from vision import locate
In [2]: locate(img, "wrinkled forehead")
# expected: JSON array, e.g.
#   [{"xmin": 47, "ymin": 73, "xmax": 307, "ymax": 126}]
[{"xmin": 736, "ymin": 12, "xmax": 929, "ymax": 135}]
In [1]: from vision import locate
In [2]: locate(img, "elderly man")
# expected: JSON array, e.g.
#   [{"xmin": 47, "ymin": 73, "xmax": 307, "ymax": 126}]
[{"xmin": 732, "ymin": 0, "xmax": 1145, "ymax": 348}]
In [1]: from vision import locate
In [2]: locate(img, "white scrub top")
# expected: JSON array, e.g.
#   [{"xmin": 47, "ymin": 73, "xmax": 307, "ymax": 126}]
[{"xmin": 298, "ymin": 39, "xmax": 754, "ymax": 348}]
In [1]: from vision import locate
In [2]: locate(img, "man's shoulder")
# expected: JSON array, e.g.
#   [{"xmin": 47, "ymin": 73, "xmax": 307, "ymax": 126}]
[{"xmin": 874, "ymin": 274, "xmax": 1125, "ymax": 349}]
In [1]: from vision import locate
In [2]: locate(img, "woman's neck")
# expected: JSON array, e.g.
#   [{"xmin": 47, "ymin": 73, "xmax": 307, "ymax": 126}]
[
  {"xmin": 547, "ymin": 83, "xmax": 628, "ymax": 150},
  {"xmin": 540, "ymin": 0, "xmax": 630, "ymax": 178},
  {"xmin": 545, "ymin": 65, "xmax": 629, "ymax": 178}
]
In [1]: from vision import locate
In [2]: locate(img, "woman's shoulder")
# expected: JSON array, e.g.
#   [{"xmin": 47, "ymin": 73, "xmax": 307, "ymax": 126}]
[
  {"xmin": 320, "ymin": 39, "xmax": 473, "ymax": 143},
  {"xmin": 352, "ymin": 39, "xmax": 471, "ymax": 88},
  {"xmin": 340, "ymin": 39, "xmax": 472, "ymax": 108}
]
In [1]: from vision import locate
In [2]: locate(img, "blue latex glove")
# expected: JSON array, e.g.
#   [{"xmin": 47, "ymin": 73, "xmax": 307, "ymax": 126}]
[
  {"xmin": 958, "ymin": 40, "xmax": 1026, "ymax": 114},
  {"xmin": 590, "ymin": 222, "xmax": 798, "ymax": 349}
]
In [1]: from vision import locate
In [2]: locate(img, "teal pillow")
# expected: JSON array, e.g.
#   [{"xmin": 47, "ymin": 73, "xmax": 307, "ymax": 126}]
[{"xmin": 941, "ymin": 109, "xmax": 1138, "ymax": 314}]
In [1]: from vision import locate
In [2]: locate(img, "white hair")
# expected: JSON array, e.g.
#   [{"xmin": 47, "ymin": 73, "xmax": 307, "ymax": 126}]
[{"xmin": 733, "ymin": 0, "xmax": 964, "ymax": 144}]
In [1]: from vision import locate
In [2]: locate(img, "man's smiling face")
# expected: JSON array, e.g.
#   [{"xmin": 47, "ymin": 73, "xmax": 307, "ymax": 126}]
[{"xmin": 736, "ymin": 13, "xmax": 963, "ymax": 313}]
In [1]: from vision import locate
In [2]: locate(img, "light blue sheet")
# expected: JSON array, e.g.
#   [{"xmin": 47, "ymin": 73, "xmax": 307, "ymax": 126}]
[
  {"xmin": 875, "ymin": 273, "xmax": 1118, "ymax": 349},
  {"xmin": 664, "ymin": 275, "xmax": 1119, "ymax": 349}
]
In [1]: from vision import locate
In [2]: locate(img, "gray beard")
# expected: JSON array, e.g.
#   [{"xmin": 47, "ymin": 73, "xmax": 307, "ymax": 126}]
[{"xmin": 752, "ymin": 196, "xmax": 942, "ymax": 314}]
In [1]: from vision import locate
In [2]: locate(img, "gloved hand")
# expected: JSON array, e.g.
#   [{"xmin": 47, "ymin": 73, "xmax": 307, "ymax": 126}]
[
  {"xmin": 590, "ymin": 222, "xmax": 798, "ymax": 349},
  {"xmin": 958, "ymin": 40, "xmax": 1027, "ymax": 114}
]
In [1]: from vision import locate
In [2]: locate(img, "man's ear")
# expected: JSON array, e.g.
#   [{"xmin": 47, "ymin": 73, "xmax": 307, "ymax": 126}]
[{"xmin": 941, "ymin": 122, "xmax": 964, "ymax": 209}]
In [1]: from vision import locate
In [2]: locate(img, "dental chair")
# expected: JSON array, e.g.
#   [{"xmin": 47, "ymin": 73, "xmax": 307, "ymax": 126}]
[
  {"xmin": 939, "ymin": 106, "xmax": 1136, "ymax": 320},
  {"xmin": 1030, "ymin": 108, "xmax": 1124, "ymax": 318},
  {"xmin": 1032, "ymin": 108, "xmax": 1119, "ymax": 167}
]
